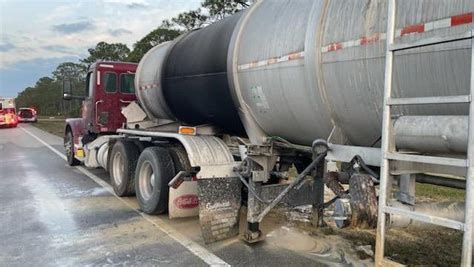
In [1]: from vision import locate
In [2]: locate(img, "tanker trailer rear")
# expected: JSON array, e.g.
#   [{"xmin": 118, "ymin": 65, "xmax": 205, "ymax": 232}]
[{"xmin": 86, "ymin": 0, "xmax": 472, "ymax": 248}]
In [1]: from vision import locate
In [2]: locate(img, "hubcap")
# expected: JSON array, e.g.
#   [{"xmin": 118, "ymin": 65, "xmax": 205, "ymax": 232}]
[
  {"xmin": 138, "ymin": 161, "xmax": 154, "ymax": 201},
  {"xmin": 112, "ymin": 152, "xmax": 124, "ymax": 186}
]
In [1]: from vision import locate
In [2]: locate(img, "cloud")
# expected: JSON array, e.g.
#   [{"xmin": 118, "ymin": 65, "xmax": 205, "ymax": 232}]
[
  {"xmin": 102, "ymin": 0, "xmax": 148, "ymax": 4},
  {"xmin": 0, "ymin": 42, "xmax": 16, "ymax": 52},
  {"xmin": 100, "ymin": 0, "xmax": 149, "ymax": 9},
  {"xmin": 108, "ymin": 28, "xmax": 132, "ymax": 37},
  {"xmin": 42, "ymin": 45, "xmax": 74, "ymax": 54},
  {"xmin": 1, "ymin": 0, "xmax": 203, "ymax": 96},
  {"xmin": 127, "ymin": 3, "xmax": 148, "ymax": 9},
  {"xmin": 52, "ymin": 21, "xmax": 95, "ymax": 34}
]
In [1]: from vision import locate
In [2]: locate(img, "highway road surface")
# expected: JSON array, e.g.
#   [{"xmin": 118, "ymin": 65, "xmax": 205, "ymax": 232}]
[{"xmin": 0, "ymin": 124, "xmax": 363, "ymax": 266}]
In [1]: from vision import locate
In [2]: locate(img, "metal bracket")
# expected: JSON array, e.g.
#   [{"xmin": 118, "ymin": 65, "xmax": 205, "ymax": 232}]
[{"xmin": 327, "ymin": 125, "xmax": 349, "ymax": 145}]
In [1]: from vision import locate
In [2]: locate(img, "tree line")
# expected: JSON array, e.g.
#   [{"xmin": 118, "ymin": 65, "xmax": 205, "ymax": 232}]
[{"xmin": 16, "ymin": 0, "xmax": 250, "ymax": 117}]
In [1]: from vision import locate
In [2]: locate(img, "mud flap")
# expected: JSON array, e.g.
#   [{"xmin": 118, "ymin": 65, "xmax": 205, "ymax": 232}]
[
  {"xmin": 197, "ymin": 177, "xmax": 242, "ymax": 244},
  {"xmin": 168, "ymin": 181, "xmax": 199, "ymax": 219}
]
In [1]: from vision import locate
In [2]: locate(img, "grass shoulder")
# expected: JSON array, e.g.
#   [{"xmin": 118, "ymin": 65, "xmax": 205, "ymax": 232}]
[{"xmin": 31, "ymin": 119, "xmax": 65, "ymax": 137}]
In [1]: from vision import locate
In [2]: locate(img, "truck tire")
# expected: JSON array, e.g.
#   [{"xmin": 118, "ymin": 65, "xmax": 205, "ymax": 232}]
[
  {"xmin": 64, "ymin": 130, "xmax": 80, "ymax": 166},
  {"xmin": 110, "ymin": 140, "xmax": 140, "ymax": 197},
  {"xmin": 168, "ymin": 146, "xmax": 191, "ymax": 173},
  {"xmin": 134, "ymin": 141, "xmax": 151, "ymax": 153},
  {"xmin": 135, "ymin": 147, "xmax": 175, "ymax": 214}
]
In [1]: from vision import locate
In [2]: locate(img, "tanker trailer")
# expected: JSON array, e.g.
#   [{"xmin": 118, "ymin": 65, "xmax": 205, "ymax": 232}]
[{"xmin": 113, "ymin": 0, "xmax": 472, "ymax": 248}]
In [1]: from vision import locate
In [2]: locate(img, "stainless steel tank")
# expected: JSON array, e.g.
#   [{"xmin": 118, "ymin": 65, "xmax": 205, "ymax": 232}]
[
  {"xmin": 229, "ymin": 0, "xmax": 472, "ymax": 146},
  {"xmin": 135, "ymin": 13, "xmax": 245, "ymax": 134},
  {"xmin": 136, "ymin": 0, "xmax": 473, "ymax": 148},
  {"xmin": 135, "ymin": 41, "xmax": 176, "ymax": 121}
]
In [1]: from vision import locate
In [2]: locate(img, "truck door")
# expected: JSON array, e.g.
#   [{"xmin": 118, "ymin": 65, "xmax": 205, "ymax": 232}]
[
  {"xmin": 95, "ymin": 69, "xmax": 135, "ymax": 132},
  {"xmin": 82, "ymin": 71, "xmax": 95, "ymax": 133}
]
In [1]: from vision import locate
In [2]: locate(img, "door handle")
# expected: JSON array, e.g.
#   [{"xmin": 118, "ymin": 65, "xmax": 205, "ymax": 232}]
[
  {"xmin": 119, "ymin": 99, "xmax": 133, "ymax": 104},
  {"xmin": 95, "ymin": 100, "xmax": 104, "ymax": 126}
]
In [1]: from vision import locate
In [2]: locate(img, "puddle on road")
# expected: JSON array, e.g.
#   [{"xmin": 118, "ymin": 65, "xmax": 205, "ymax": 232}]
[
  {"xmin": 265, "ymin": 225, "xmax": 371, "ymax": 266},
  {"xmin": 206, "ymin": 209, "xmax": 372, "ymax": 266},
  {"xmin": 256, "ymin": 207, "xmax": 373, "ymax": 267},
  {"xmin": 63, "ymin": 187, "xmax": 109, "ymax": 198}
]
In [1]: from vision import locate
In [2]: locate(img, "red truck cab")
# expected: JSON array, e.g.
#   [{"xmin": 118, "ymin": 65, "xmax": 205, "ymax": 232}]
[{"xmin": 63, "ymin": 61, "xmax": 137, "ymax": 165}]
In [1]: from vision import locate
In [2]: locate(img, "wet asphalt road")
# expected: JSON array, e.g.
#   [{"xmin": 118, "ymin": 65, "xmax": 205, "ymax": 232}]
[{"xmin": 0, "ymin": 124, "xmax": 328, "ymax": 266}]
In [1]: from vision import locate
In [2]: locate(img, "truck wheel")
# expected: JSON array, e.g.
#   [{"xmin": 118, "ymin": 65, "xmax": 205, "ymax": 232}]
[
  {"xmin": 135, "ymin": 147, "xmax": 175, "ymax": 214},
  {"xmin": 64, "ymin": 130, "xmax": 80, "ymax": 166},
  {"xmin": 110, "ymin": 140, "xmax": 140, "ymax": 197}
]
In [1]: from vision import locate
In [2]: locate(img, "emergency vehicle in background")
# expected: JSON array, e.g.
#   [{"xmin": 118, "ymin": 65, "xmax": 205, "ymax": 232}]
[
  {"xmin": 0, "ymin": 97, "xmax": 18, "ymax": 128},
  {"xmin": 17, "ymin": 108, "xmax": 38, "ymax": 123}
]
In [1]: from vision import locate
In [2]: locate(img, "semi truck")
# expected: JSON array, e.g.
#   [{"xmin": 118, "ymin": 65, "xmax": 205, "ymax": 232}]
[
  {"xmin": 0, "ymin": 97, "xmax": 17, "ymax": 128},
  {"xmin": 63, "ymin": 0, "xmax": 473, "ymax": 264}
]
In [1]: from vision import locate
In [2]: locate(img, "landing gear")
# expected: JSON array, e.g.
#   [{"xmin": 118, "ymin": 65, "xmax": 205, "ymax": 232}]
[{"xmin": 242, "ymin": 222, "xmax": 263, "ymax": 243}]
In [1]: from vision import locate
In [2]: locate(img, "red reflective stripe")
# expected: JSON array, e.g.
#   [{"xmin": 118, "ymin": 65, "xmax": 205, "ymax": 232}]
[
  {"xmin": 401, "ymin": 23, "xmax": 425, "ymax": 36},
  {"xmin": 451, "ymin": 13, "xmax": 473, "ymax": 26},
  {"xmin": 288, "ymin": 52, "xmax": 303, "ymax": 60},
  {"xmin": 328, "ymin": 43, "xmax": 342, "ymax": 52},
  {"xmin": 268, "ymin": 58, "xmax": 277, "ymax": 64},
  {"xmin": 360, "ymin": 35, "xmax": 380, "ymax": 45}
]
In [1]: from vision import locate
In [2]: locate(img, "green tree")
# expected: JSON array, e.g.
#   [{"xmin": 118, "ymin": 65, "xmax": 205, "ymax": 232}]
[
  {"xmin": 170, "ymin": 0, "xmax": 250, "ymax": 31},
  {"xmin": 16, "ymin": 77, "xmax": 62, "ymax": 116},
  {"xmin": 16, "ymin": 62, "xmax": 87, "ymax": 117},
  {"xmin": 127, "ymin": 27, "xmax": 181, "ymax": 63},
  {"xmin": 172, "ymin": 8, "xmax": 209, "ymax": 31},
  {"xmin": 128, "ymin": 0, "xmax": 251, "ymax": 62},
  {"xmin": 81, "ymin": 41, "xmax": 130, "ymax": 65},
  {"xmin": 52, "ymin": 62, "xmax": 87, "ymax": 81},
  {"xmin": 161, "ymin": 19, "xmax": 175, "ymax": 29},
  {"xmin": 52, "ymin": 62, "xmax": 88, "ymax": 116},
  {"xmin": 15, "ymin": 1, "xmax": 252, "ymax": 117},
  {"xmin": 202, "ymin": 0, "xmax": 250, "ymax": 22}
]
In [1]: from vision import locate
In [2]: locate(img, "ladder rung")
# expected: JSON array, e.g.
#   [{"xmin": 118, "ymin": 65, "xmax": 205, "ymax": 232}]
[
  {"xmin": 385, "ymin": 152, "xmax": 467, "ymax": 168},
  {"xmin": 387, "ymin": 95, "xmax": 471, "ymax": 106},
  {"xmin": 383, "ymin": 206, "xmax": 465, "ymax": 231},
  {"xmin": 389, "ymin": 30, "xmax": 473, "ymax": 51}
]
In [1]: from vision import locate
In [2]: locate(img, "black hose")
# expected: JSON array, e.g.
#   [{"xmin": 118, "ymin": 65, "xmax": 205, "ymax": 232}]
[
  {"xmin": 353, "ymin": 155, "xmax": 380, "ymax": 183},
  {"xmin": 237, "ymin": 174, "xmax": 271, "ymax": 204},
  {"xmin": 322, "ymin": 190, "xmax": 350, "ymax": 208}
]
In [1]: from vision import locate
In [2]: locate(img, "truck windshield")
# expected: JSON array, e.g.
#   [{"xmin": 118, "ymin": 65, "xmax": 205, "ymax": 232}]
[{"xmin": 120, "ymin": 74, "xmax": 135, "ymax": 94}]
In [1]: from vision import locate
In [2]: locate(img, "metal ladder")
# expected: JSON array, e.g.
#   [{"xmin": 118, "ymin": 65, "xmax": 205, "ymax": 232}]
[{"xmin": 374, "ymin": 1, "xmax": 474, "ymax": 266}]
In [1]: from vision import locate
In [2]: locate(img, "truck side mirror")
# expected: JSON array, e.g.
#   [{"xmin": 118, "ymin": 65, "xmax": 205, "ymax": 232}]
[
  {"xmin": 63, "ymin": 93, "xmax": 72, "ymax": 100},
  {"xmin": 63, "ymin": 80, "xmax": 73, "ymax": 100},
  {"xmin": 63, "ymin": 80, "xmax": 84, "ymax": 100}
]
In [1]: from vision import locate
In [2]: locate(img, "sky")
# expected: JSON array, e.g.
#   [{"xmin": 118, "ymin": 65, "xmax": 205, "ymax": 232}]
[{"xmin": 0, "ymin": 0, "xmax": 201, "ymax": 97}]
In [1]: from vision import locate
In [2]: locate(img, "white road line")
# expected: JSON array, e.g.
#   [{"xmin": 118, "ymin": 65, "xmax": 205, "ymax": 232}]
[
  {"xmin": 20, "ymin": 126, "xmax": 67, "ymax": 161},
  {"xmin": 19, "ymin": 126, "xmax": 229, "ymax": 267}
]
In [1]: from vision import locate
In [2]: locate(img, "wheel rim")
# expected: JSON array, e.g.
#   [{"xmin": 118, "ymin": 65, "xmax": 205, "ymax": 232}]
[
  {"xmin": 65, "ymin": 133, "xmax": 73, "ymax": 159},
  {"xmin": 112, "ymin": 151, "xmax": 124, "ymax": 186},
  {"xmin": 138, "ymin": 161, "xmax": 154, "ymax": 201}
]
